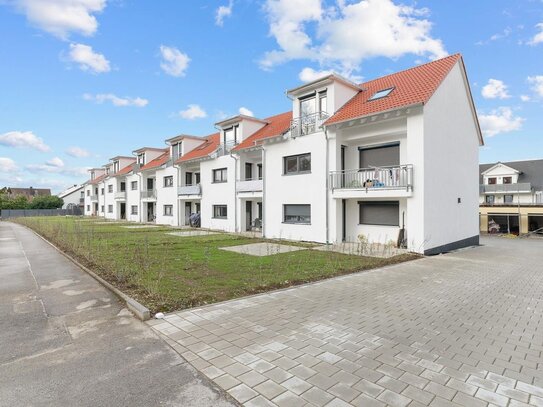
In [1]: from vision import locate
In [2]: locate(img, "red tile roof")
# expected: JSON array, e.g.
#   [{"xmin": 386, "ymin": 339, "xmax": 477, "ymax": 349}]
[
  {"xmin": 115, "ymin": 163, "xmax": 135, "ymax": 176},
  {"xmin": 232, "ymin": 111, "xmax": 292, "ymax": 151},
  {"xmin": 89, "ymin": 173, "xmax": 107, "ymax": 185},
  {"xmin": 326, "ymin": 54, "xmax": 462, "ymax": 125},
  {"xmin": 140, "ymin": 148, "xmax": 170, "ymax": 171},
  {"xmin": 177, "ymin": 133, "xmax": 220, "ymax": 163}
]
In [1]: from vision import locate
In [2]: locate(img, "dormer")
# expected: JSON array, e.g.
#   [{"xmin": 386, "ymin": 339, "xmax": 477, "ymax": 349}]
[
  {"xmin": 89, "ymin": 167, "xmax": 105, "ymax": 181},
  {"xmin": 215, "ymin": 115, "xmax": 268, "ymax": 154},
  {"xmin": 286, "ymin": 74, "xmax": 360, "ymax": 136},
  {"xmin": 103, "ymin": 163, "xmax": 112, "ymax": 176},
  {"xmin": 132, "ymin": 147, "xmax": 165, "ymax": 167},
  {"xmin": 165, "ymin": 135, "xmax": 206, "ymax": 162},
  {"xmin": 109, "ymin": 156, "xmax": 137, "ymax": 174},
  {"xmin": 482, "ymin": 163, "xmax": 521, "ymax": 185}
]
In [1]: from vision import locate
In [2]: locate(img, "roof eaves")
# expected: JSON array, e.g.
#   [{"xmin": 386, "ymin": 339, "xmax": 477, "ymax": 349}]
[{"xmin": 324, "ymin": 102, "xmax": 424, "ymax": 128}]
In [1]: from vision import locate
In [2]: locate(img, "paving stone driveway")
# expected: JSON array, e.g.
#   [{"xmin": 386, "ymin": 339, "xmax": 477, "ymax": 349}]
[{"xmin": 150, "ymin": 236, "xmax": 543, "ymax": 407}]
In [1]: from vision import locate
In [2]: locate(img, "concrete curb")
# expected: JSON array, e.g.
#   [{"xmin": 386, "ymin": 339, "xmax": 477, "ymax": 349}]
[{"xmin": 22, "ymin": 224, "xmax": 151, "ymax": 321}]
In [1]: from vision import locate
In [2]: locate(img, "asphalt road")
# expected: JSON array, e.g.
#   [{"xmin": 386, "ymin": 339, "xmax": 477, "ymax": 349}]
[{"xmin": 0, "ymin": 221, "xmax": 236, "ymax": 407}]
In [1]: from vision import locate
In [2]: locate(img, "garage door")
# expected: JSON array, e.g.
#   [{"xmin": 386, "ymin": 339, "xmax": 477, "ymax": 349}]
[
  {"xmin": 528, "ymin": 215, "xmax": 543, "ymax": 233},
  {"xmin": 488, "ymin": 214, "xmax": 519, "ymax": 234}
]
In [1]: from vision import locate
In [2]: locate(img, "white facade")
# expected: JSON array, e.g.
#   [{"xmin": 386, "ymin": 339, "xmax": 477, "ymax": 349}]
[{"xmin": 58, "ymin": 184, "xmax": 85, "ymax": 210}]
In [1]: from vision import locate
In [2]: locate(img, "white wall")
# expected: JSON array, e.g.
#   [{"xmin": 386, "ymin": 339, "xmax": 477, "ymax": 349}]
[
  {"xmin": 155, "ymin": 165, "xmax": 178, "ymax": 226},
  {"xmin": 200, "ymin": 155, "xmax": 237, "ymax": 232},
  {"xmin": 104, "ymin": 178, "xmax": 116, "ymax": 220},
  {"xmin": 263, "ymin": 132, "xmax": 327, "ymax": 242},
  {"xmin": 423, "ymin": 61, "xmax": 481, "ymax": 252},
  {"xmin": 125, "ymin": 173, "xmax": 141, "ymax": 222},
  {"xmin": 60, "ymin": 186, "xmax": 84, "ymax": 209}
]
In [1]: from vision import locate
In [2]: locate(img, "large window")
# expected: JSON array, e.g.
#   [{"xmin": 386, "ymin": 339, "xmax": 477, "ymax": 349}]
[
  {"xmin": 213, "ymin": 205, "xmax": 227, "ymax": 219},
  {"xmin": 164, "ymin": 205, "xmax": 173, "ymax": 216},
  {"xmin": 283, "ymin": 153, "xmax": 311, "ymax": 175},
  {"xmin": 486, "ymin": 195, "xmax": 495, "ymax": 204},
  {"xmin": 245, "ymin": 163, "xmax": 253, "ymax": 180},
  {"xmin": 300, "ymin": 94, "xmax": 316, "ymax": 117},
  {"xmin": 213, "ymin": 168, "xmax": 227, "ymax": 183},
  {"xmin": 283, "ymin": 204, "xmax": 311, "ymax": 224},
  {"xmin": 120, "ymin": 182, "xmax": 126, "ymax": 192},
  {"xmin": 131, "ymin": 181, "xmax": 138, "ymax": 190},
  {"xmin": 163, "ymin": 176, "xmax": 173, "ymax": 187},
  {"xmin": 172, "ymin": 142, "xmax": 182, "ymax": 160},
  {"xmin": 108, "ymin": 205, "xmax": 113, "ymax": 213},
  {"xmin": 113, "ymin": 161, "xmax": 119, "ymax": 173},
  {"xmin": 358, "ymin": 201, "xmax": 399, "ymax": 226},
  {"xmin": 131, "ymin": 205, "xmax": 138, "ymax": 215},
  {"xmin": 504, "ymin": 195, "xmax": 514, "ymax": 204},
  {"xmin": 359, "ymin": 143, "xmax": 399, "ymax": 168},
  {"xmin": 223, "ymin": 125, "xmax": 238, "ymax": 145},
  {"xmin": 503, "ymin": 177, "xmax": 512, "ymax": 184}
]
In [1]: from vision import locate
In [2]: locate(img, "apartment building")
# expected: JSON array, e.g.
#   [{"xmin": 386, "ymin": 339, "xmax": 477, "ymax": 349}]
[
  {"xmin": 57, "ymin": 184, "xmax": 85, "ymax": 210},
  {"xmin": 83, "ymin": 53, "xmax": 482, "ymax": 255},
  {"xmin": 479, "ymin": 159, "xmax": 543, "ymax": 234}
]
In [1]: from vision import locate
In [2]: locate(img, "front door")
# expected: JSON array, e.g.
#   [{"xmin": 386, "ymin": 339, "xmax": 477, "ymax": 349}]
[
  {"xmin": 195, "ymin": 202, "xmax": 200, "ymax": 213},
  {"xmin": 341, "ymin": 199, "xmax": 346, "ymax": 242},
  {"xmin": 120, "ymin": 203, "xmax": 126, "ymax": 220},
  {"xmin": 246, "ymin": 201, "xmax": 252, "ymax": 231},
  {"xmin": 147, "ymin": 203, "xmax": 155, "ymax": 222},
  {"xmin": 185, "ymin": 202, "xmax": 191, "ymax": 225}
]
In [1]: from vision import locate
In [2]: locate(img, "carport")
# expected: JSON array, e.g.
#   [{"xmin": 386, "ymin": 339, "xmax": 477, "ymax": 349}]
[
  {"xmin": 488, "ymin": 213, "xmax": 520, "ymax": 234},
  {"xmin": 528, "ymin": 214, "xmax": 543, "ymax": 233}
]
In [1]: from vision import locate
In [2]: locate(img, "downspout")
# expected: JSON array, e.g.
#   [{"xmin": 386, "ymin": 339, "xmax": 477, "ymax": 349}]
[
  {"xmin": 137, "ymin": 171, "xmax": 143, "ymax": 223},
  {"xmin": 261, "ymin": 146, "xmax": 266, "ymax": 238},
  {"xmin": 324, "ymin": 127, "xmax": 330, "ymax": 244},
  {"xmin": 230, "ymin": 151, "xmax": 239, "ymax": 233}
]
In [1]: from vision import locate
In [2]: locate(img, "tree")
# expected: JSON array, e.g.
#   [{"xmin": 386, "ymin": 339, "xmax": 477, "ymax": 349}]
[
  {"xmin": 27, "ymin": 196, "xmax": 63, "ymax": 209},
  {"xmin": 0, "ymin": 195, "xmax": 29, "ymax": 210}
]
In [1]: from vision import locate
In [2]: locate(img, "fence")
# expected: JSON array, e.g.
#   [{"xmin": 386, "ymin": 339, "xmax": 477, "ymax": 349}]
[{"xmin": 0, "ymin": 207, "xmax": 82, "ymax": 219}]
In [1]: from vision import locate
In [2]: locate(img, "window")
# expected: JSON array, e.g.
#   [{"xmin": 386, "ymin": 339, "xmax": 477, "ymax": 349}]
[
  {"xmin": 131, "ymin": 205, "xmax": 138, "ymax": 215},
  {"xmin": 283, "ymin": 204, "xmax": 311, "ymax": 224},
  {"xmin": 368, "ymin": 87, "xmax": 394, "ymax": 101},
  {"xmin": 359, "ymin": 143, "xmax": 399, "ymax": 168},
  {"xmin": 108, "ymin": 184, "xmax": 113, "ymax": 193},
  {"xmin": 120, "ymin": 182, "xmax": 126, "ymax": 192},
  {"xmin": 213, "ymin": 205, "xmax": 227, "ymax": 219},
  {"xmin": 359, "ymin": 201, "xmax": 399, "ymax": 226},
  {"xmin": 486, "ymin": 195, "xmax": 495, "ymax": 204},
  {"xmin": 101, "ymin": 188, "xmax": 104, "ymax": 195},
  {"xmin": 284, "ymin": 153, "xmax": 311, "ymax": 175},
  {"xmin": 318, "ymin": 91, "xmax": 327, "ymax": 115},
  {"xmin": 488, "ymin": 177, "xmax": 497, "ymax": 185},
  {"xmin": 300, "ymin": 94, "xmax": 316, "ymax": 117},
  {"xmin": 163, "ymin": 176, "xmax": 173, "ymax": 187},
  {"xmin": 91, "ymin": 171, "xmax": 95, "ymax": 180},
  {"xmin": 223, "ymin": 125, "xmax": 238, "ymax": 145},
  {"xmin": 195, "ymin": 172, "xmax": 200, "ymax": 184},
  {"xmin": 164, "ymin": 205, "xmax": 173, "ymax": 216},
  {"xmin": 113, "ymin": 161, "xmax": 119, "ymax": 173},
  {"xmin": 87, "ymin": 205, "xmax": 90, "ymax": 211},
  {"xmin": 95, "ymin": 188, "xmax": 98, "ymax": 195},
  {"xmin": 213, "ymin": 168, "xmax": 228, "ymax": 183},
  {"xmin": 172, "ymin": 142, "xmax": 182, "ymax": 160},
  {"xmin": 257, "ymin": 164, "xmax": 263, "ymax": 180},
  {"xmin": 100, "ymin": 205, "xmax": 104, "ymax": 213},
  {"xmin": 503, "ymin": 177, "xmax": 512, "ymax": 184},
  {"xmin": 137, "ymin": 153, "xmax": 145, "ymax": 166},
  {"xmin": 245, "ymin": 163, "xmax": 253, "ymax": 180},
  {"xmin": 131, "ymin": 181, "xmax": 138, "ymax": 190},
  {"xmin": 87, "ymin": 190, "xmax": 90, "ymax": 196},
  {"xmin": 504, "ymin": 195, "xmax": 514, "ymax": 203},
  {"xmin": 108, "ymin": 205, "xmax": 113, "ymax": 213},
  {"xmin": 185, "ymin": 172, "xmax": 193, "ymax": 186},
  {"xmin": 105, "ymin": 167, "xmax": 110, "ymax": 175}
]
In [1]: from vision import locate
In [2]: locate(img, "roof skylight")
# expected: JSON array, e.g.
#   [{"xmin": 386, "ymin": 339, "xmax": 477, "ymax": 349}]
[{"xmin": 368, "ymin": 87, "xmax": 395, "ymax": 101}]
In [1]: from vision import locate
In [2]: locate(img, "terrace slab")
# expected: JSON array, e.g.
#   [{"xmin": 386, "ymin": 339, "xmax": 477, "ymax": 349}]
[
  {"xmin": 167, "ymin": 230, "xmax": 219, "ymax": 237},
  {"xmin": 220, "ymin": 242, "xmax": 307, "ymax": 257}
]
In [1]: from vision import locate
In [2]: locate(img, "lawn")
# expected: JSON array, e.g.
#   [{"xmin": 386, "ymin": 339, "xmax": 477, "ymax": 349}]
[{"xmin": 15, "ymin": 217, "xmax": 418, "ymax": 313}]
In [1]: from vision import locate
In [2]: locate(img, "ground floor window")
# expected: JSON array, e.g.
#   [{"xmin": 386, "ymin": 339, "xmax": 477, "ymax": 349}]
[
  {"xmin": 283, "ymin": 204, "xmax": 311, "ymax": 224},
  {"xmin": 358, "ymin": 201, "xmax": 399, "ymax": 226},
  {"xmin": 504, "ymin": 195, "xmax": 514, "ymax": 204},
  {"xmin": 486, "ymin": 195, "xmax": 495, "ymax": 204},
  {"xmin": 164, "ymin": 205, "xmax": 173, "ymax": 216},
  {"xmin": 213, "ymin": 205, "xmax": 227, "ymax": 219},
  {"xmin": 131, "ymin": 205, "xmax": 138, "ymax": 215},
  {"xmin": 87, "ymin": 205, "xmax": 90, "ymax": 211},
  {"xmin": 100, "ymin": 205, "xmax": 104, "ymax": 213},
  {"xmin": 108, "ymin": 205, "xmax": 113, "ymax": 213}
]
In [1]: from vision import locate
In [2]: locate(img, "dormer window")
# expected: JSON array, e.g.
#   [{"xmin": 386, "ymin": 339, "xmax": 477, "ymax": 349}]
[
  {"xmin": 106, "ymin": 167, "xmax": 110, "ymax": 175},
  {"xmin": 172, "ymin": 142, "xmax": 182, "ymax": 160},
  {"xmin": 223, "ymin": 125, "xmax": 239, "ymax": 146},
  {"xmin": 113, "ymin": 161, "xmax": 119, "ymax": 173},
  {"xmin": 300, "ymin": 93, "xmax": 316, "ymax": 117},
  {"xmin": 368, "ymin": 87, "xmax": 394, "ymax": 101},
  {"xmin": 91, "ymin": 171, "xmax": 95, "ymax": 180},
  {"xmin": 503, "ymin": 176, "xmax": 512, "ymax": 184},
  {"xmin": 138, "ymin": 153, "xmax": 145, "ymax": 166}
]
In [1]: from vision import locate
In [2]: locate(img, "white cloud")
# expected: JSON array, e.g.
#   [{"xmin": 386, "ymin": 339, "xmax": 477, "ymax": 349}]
[
  {"xmin": 520, "ymin": 95, "xmax": 531, "ymax": 102},
  {"xmin": 47, "ymin": 157, "xmax": 64, "ymax": 168},
  {"xmin": 239, "ymin": 107, "xmax": 254, "ymax": 116},
  {"xmin": 528, "ymin": 75, "xmax": 543, "ymax": 97},
  {"xmin": 0, "ymin": 131, "xmax": 50, "ymax": 152},
  {"xmin": 260, "ymin": 0, "xmax": 446, "ymax": 76},
  {"xmin": 479, "ymin": 107, "xmax": 524, "ymax": 137},
  {"xmin": 83, "ymin": 93, "xmax": 148, "ymax": 107},
  {"xmin": 9, "ymin": 0, "xmax": 106, "ymax": 39},
  {"xmin": 528, "ymin": 23, "xmax": 543, "ymax": 46},
  {"xmin": 481, "ymin": 79, "xmax": 510, "ymax": 99},
  {"xmin": 66, "ymin": 146, "xmax": 90, "ymax": 157},
  {"xmin": 68, "ymin": 43, "xmax": 110, "ymax": 73},
  {"xmin": 26, "ymin": 157, "xmax": 88, "ymax": 176},
  {"xmin": 216, "ymin": 0, "xmax": 233, "ymax": 26},
  {"xmin": 299, "ymin": 67, "xmax": 334, "ymax": 82},
  {"xmin": 178, "ymin": 104, "xmax": 207, "ymax": 120},
  {"xmin": 159, "ymin": 45, "xmax": 190, "ymax": 77},
  {"xmin": 0, "ymin": 157, "xmax": 18, "ymax": 172}
]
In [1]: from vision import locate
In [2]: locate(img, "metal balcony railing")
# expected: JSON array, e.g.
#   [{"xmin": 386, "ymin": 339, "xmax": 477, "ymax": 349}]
[
  {"xmin": 114, "ymin": 191, "xmax": 126, "ymax": 199},
  {"xmin": 178, "ymin": 184, "xmax": 201, "ymax": 195},
  {"xmin": 330, "ymin": 165, "xmax": 413, "ymax": 191},
  {"xmin": 140, "ymin": 189, "xmax": 157, "ymax": 199},
  {"xmin": 290, "ymin": 111, "xmax": 329, "ymax": 138},
  {"xmin": 236, "ymin": 178, "xmax": 263, "ymax": 193},
  {"xmin": 215, "ymin": 140, "xmax": 238, "ymax": 157},
  {"xmin": 90, "ymin": 195, "xmax": 98, "ymax": 202},
  {"xmin": 480, "ymin": 183, "xmax": 532, "ymax": 194}
]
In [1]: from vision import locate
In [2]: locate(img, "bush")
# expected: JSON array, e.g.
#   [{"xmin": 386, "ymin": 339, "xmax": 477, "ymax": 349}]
[{"xmin": 27, "ymin": 195, "xmax": 63, "ymax": 209}]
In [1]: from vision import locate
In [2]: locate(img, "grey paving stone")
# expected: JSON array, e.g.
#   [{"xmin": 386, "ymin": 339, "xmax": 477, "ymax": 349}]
[
  {"xmin": 475, "ymin": 387, "xmax": 509, "ymax": 406},
  {"xmin": 254, "ymin": 380, "xmax": 287, "ymax": 400},
  {"xmin": 228, "ymin": 383, "xmax": 259, "ymax": 403},
  {"xmin": 245, "ymin": 395, "xmax": 278, "ymax": 407},
  {"xmin": 272, "ymin": 390, "xmax": 305, "ymax": 407},
  {"xmin": 214, "ymin": 374, "xmax": 241, "ymax": 390},
  {"xmin": 238, "ymin": 370, "xmax": 268, "ymax": 387},
  {"xmin": 376, "ymin": 389, "xmax": 412, "ymax": 407},
  {"xmin": 281, "ymin": 376, "xmax": 312, "ymax": 395},
  {"xmin": 451, "ymin": 391, "xmax": 487, "ymax": 407},
  {"xmin": 300, "ymin": 387, "xmax": 335, "ymax": 407},
  {"xmin": 351, "ymin": 393, "xmax": 386, "ymax": 407},
  {"xmin": 328, "ymin": 382, "xmax": 361, "ymax": 402}
]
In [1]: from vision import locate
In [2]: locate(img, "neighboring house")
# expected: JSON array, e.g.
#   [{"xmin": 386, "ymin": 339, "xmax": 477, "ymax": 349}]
[
  {"xmin": 57, "ymin": 184, "xmax": 86, "ymax": 209},
  {"xmin": 479, "ymin": 159, "xmax": 543, "ymax": 234},
  {"xmin": 82, "ymin": 54, "xmax": 482, "ymax": 255},
  {"xmin": 5, "ymin": 187, "xmax": 51, "ymax": 200}
]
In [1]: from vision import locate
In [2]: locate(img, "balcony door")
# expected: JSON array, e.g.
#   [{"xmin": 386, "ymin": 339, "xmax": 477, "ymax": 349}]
[
  {"xmin": 246, "ymin": 201, "xmax": 253, "ymax": 231},
  {"xmin": 185, "ymin": 202, "xmax": 192, "ymax": 225},
  {"xmin": 147, "ymin": 178, "xmax": 154, "ymax": 191}
]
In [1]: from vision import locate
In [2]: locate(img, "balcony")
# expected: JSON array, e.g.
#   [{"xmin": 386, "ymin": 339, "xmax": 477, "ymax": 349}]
[
  {"xmin": 330, "ymin": 165, "xmax": 413, "ymax": 198},
  {"xmin": 237, "ymin": 178, "xmax": 263, "ymax": 194},
  {"xmin": 480, "ymin": 183, "xmax": 532, "ymax": 194},
  {"xmin": 90, "ymin": 195, "xmax": 98, "ymax": 202},
  {"xmin": 114, "ymin": 191, "xmax": 126, "ymax": 200},
  {"xmin": 215, "ymin": 140, "xmax": 238, "ymax": 157},
  {"xmin": 178, "ymin": 184, "xmax": 201, "ymax": 196},
  {"xmin": 140, "ymin": 189, "xmax": 156, "ymax": 200},
  {"xmin": 290, "ymin": 112, "xmax": 329, "ymax": 138}
]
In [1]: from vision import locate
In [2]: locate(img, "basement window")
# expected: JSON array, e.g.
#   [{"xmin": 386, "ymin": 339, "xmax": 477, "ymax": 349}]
[{"xmin": 368, "ymin": 87, "xmax": 394, "ymax": 101}]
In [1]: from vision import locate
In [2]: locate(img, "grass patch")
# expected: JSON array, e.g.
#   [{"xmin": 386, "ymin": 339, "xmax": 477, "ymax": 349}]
[{"xmin": 14, "ymin": 217, "xmax": 419, "ymax": 313}]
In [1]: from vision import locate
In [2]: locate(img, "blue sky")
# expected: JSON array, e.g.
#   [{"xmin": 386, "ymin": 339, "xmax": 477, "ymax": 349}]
[{"xmin": 0, "ymin": 0, "xmax": 542, "ymax": 193}]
